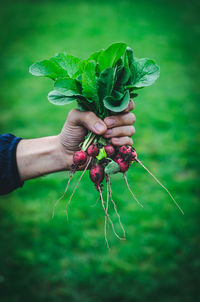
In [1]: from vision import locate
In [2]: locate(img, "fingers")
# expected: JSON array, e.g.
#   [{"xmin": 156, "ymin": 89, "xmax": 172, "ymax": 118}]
[
  {"xmin": 123, "ymin": 100, "xmax": 135, "ymax": 112},
  {"xmin": 111, "ymin": 136, "xmax": 133, "ymax": 146},
  {"xmin": 104, "ymin": 125, "xmax": 135, "ymax": 138},
  {"xmin": 103, "ymin": 105, "xmax": 136, "ymax": 146},
  {"xmin": 67, "ymin": 107, "xmax": 136, "ymax": 148},
  {"xmin": 104, "ymin": 112, "xmax": 136, "ymax": 129},
  {"xmin": 67, "ymin": 109, "xmax": 107, "ymax": 135}
]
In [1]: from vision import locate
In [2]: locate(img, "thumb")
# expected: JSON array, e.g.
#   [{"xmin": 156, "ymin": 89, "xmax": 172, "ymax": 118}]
[{"xmin": 68, "ymin": 109, "xmax": 107, "ymax": 135}]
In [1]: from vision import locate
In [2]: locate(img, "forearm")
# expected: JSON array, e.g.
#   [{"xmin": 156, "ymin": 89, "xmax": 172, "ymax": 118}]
[{"xmin": 16, "ymin": 135, "xmax": 72, "ymax": 181}]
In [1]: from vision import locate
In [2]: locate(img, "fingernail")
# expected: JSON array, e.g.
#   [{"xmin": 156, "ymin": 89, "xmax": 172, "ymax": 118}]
[
  {"xmin": 105, "ymin": 118, "xmax": 115, "ymax": 127},
  {"xmin": 94, "ymin": 122, "xmax": 106, "ymax": 133}
]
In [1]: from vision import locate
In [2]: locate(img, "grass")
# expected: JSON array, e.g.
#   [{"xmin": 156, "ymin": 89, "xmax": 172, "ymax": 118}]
[{"xmin": 0, "ymin": 0, "xmax": 200, "ymax": 301}]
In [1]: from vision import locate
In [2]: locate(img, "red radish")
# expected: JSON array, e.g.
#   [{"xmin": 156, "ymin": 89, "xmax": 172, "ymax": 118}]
[
  {"xmin": 119, "ymin": 145, "xmax": 137, "ymax": 162},
  {"xmin": 119, "ymin": 145, "xmax": 129, "ymax": 156},
  {"xmin": 87, "ymin": 144, "xmax": 99, "ymax": 158},
  {"xmin": 129, "ymin": 149, "xmax": 137, "ymax": 161},
  {"xmin": 104, "ymin": 144, "xmax": 115, "ymax": 157},
  {"xmin": 118, "ymin": 158, "xmax": 129, "ymax": 172},
  {"xmin": 73, "ymin": 150, "xmax": 87, "ymax": 166},
  {"xmin": 89, "ymin": 164, "xmax": 105, "ymax": 185},
  {"xmin": 114, "ymin": 154, "xmax": 121, "ymax": 163}
]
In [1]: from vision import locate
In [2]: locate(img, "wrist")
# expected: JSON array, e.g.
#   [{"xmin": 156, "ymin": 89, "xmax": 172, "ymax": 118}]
[
  {"xmin": 16, "ymin": 136, "xmax": 73, "ymax": 181},
  {"xmin": 55, "ymin": 134, "xmax": 73, "ymax": 171}
]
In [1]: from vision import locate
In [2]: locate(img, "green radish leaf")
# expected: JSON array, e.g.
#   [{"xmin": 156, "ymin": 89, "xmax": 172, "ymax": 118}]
[
  {"xmin": 112, "ymin": 90, "xmax": 124, "ymax": 101},
  {"xmin": 116, "ymin": 66, "xmax": 130, "ymax": 86},
  {"xmin": 29, "ymin": 60, "xmax": 67, "ymax": 80},
  {"xmin": 74, "ymin": 60, "xmax": 88, "ymax": 78},
  {"xmin": 130, "ymin": 92, "xmax": 138, "ymax": 98},
  {"xmin": 98, "ymin": 42, "xmax": 127, "ymax": 72},
  {"xmin": 88, "ymin": 49, "xmax": 103, "ymax": 62},
  {"xmin": 51, "ymin": 53, "xmax": 81, "ymax": 78},
  {"xmin": 48, "ymin": 90, "xmax": 76, "ymax": 105},
  {"xmin": 129, "ymin": 58, "xmax": 160, "ymax": 88},
  {"xmin": 76, "ymin": 74, "xmax": 82, "ymax": 82},
  {"xmin": 103, "ymin": 90, "xmax": 130, "ymax": 112},
  {"xmin": 123, "ymin": 47, "xmax": 134, "ymax": 84},
  {"xmin": 115, "ymin": 58, "xmax": 124, "ymax": 69},
  {"xmin": 97, "ymin": 68, "xmax": 114, "ymax": 101},
  {"xmin": 125, "ymin": 47, "xmax": 134, "ymax": 67},
  {"xmin": 96, "ymin": 147, "xmax": 107, "ymax": 160},
  {"xmin": 54, "ymin": 78, "xmax": 81, "ymax": 96},
  {"xmin": 82, "ymin": 61, "xmax": 98, "ymax": 101},
  {"xmin": 105, "ymin": 161, "xmax": 120, "ymax": 174}
]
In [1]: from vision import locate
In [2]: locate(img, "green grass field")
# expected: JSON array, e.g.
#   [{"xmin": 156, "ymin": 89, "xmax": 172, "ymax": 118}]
[{"xmin": 0, "ymin": 0, "xmax": 200, "ymax": 301}]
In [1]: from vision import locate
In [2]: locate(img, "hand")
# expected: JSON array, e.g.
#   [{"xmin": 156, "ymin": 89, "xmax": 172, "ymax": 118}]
[
  {"xmin": 59, "ymin": 100, "xmax": 136, "ymax": 167},
  {"xmin": 16, "ymin": 101, "xmax": 136, "ymax": 181}
]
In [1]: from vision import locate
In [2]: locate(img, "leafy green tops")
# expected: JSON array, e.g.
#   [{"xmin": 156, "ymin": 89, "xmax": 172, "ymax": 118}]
[{"xmin": 29, "ymin": 42, "xmax": 160, "ymax": 118}]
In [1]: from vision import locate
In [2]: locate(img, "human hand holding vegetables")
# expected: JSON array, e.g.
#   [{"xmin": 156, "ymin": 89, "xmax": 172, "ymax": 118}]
[
  {"xmin": 16, "ymin": 100, "xmax": 135, "ymax": 181},
  {"xmin": 59, "ymin": 100, "xmax": 135, "ymax": 168}
]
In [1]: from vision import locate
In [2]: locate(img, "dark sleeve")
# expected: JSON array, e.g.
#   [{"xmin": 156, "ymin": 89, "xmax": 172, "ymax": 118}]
[{"xmin": 0, "ymin": 134, "xmax": 24, "ymax": 196}]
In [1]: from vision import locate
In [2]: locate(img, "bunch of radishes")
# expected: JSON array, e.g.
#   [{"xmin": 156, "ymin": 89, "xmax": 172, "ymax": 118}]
[
  {"xmin": 74, "ymin": 144, "xmax": 136, "ymax": 183},
  {"xmin": 62, "ymin": 138, "xmax": 183, "ymax": 248},
  {"xmin": 30, "ymin": 42, "xmax": 183, "ymax": 247},
  {"xmin": 65, "ymin": 142, "xmax": 140, "ymax": 247}
]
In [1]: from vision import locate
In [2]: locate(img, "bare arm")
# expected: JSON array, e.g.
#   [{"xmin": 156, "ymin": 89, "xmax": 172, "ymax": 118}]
[{"xmin": 16, "ymin": 136, "xmax": 69, "ymax": 181}]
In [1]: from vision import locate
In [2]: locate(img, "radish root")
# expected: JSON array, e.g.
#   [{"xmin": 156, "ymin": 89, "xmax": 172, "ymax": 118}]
[
  {"xmin": 105, "ymin": 177, "xmax": 110, "ymax": 249},
  {"xmin": 97, "ymin": 185, "xmax": 125, "ymax": 243},
  {"xmin": 52, "ymin": 172, "xmax": 73, "ymax": 218},
  {"xmin": 65, "ymin": 158, "xmax": 92, "ymax": 220},
  {"xmin": 123, "ymin": 173, "xmax": 143, "ymax": 208},
  {"xmin": 107, "ymin": 175, "xmax": 126, "ymax": 239},
  {"xmin": 136, "ymin": 158, "xmax": 184, "ymax": 215},
  {"xmin": 90, "ymin": 196, "xmax": 99, "ymax": 207}
]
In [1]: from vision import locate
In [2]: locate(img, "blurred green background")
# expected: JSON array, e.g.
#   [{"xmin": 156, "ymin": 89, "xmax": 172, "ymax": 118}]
[{"xmin": 0, "ymin": 0, "xmax": 199, "ymax": 301}]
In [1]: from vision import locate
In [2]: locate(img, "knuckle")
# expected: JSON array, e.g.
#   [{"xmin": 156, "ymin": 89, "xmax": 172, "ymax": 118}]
[
  {"xmin": 87, "ymin": 111, "xmax": 95, "ymax": 119},
  {"xmin": 67, "ymin": 109, "xmax": 77, "ymax": 122},
  {"xmin": 85, "ymin": 111, "xmax": 96, "ymax": 123},
  {"xmin": 68, "ymin": 109, "xmax": 76, "ymax": 118},
  {"xmin": 129, "ymin": 113, "xmax": 136, "ymax": 124},
  {"xmin": 117, "ymin": 126, "xmax": 125, "ymax": 136}
]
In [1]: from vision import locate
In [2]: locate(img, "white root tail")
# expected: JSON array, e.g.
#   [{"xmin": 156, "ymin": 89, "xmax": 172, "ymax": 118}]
[
  {"xmin": 52, "ymin": 172, "xmax": 73, "ymax": 218},
  {"xmin": 136, "ymin": 159, "xmax": 184, "ymax": 215},
  {"xmin": 107, "ymin": 175, "xmax": 126, "ymax": 239},
  {"xmin": 65, "ymin": 158, "xmax": 92, "ymax": 220},
  {"xmin": 123, "ymin": 173, "xmax": 143, "ymax": 208},
  {"xmin": 105, "ymin": 178, "xmax": 110, "ymax": 249},
  {"xmin": 90, "ymin": 196, "xmax": 99, "ymax": 207},
  {"xmin": 98, "ymin": 185, "xmax": 125, "ymax": 242}
]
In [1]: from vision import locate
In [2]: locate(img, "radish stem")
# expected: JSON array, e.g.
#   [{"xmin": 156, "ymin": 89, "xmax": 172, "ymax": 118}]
[{"xmin": 82, "ymin": 131, "xmax": 96, "ymax": 151}]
